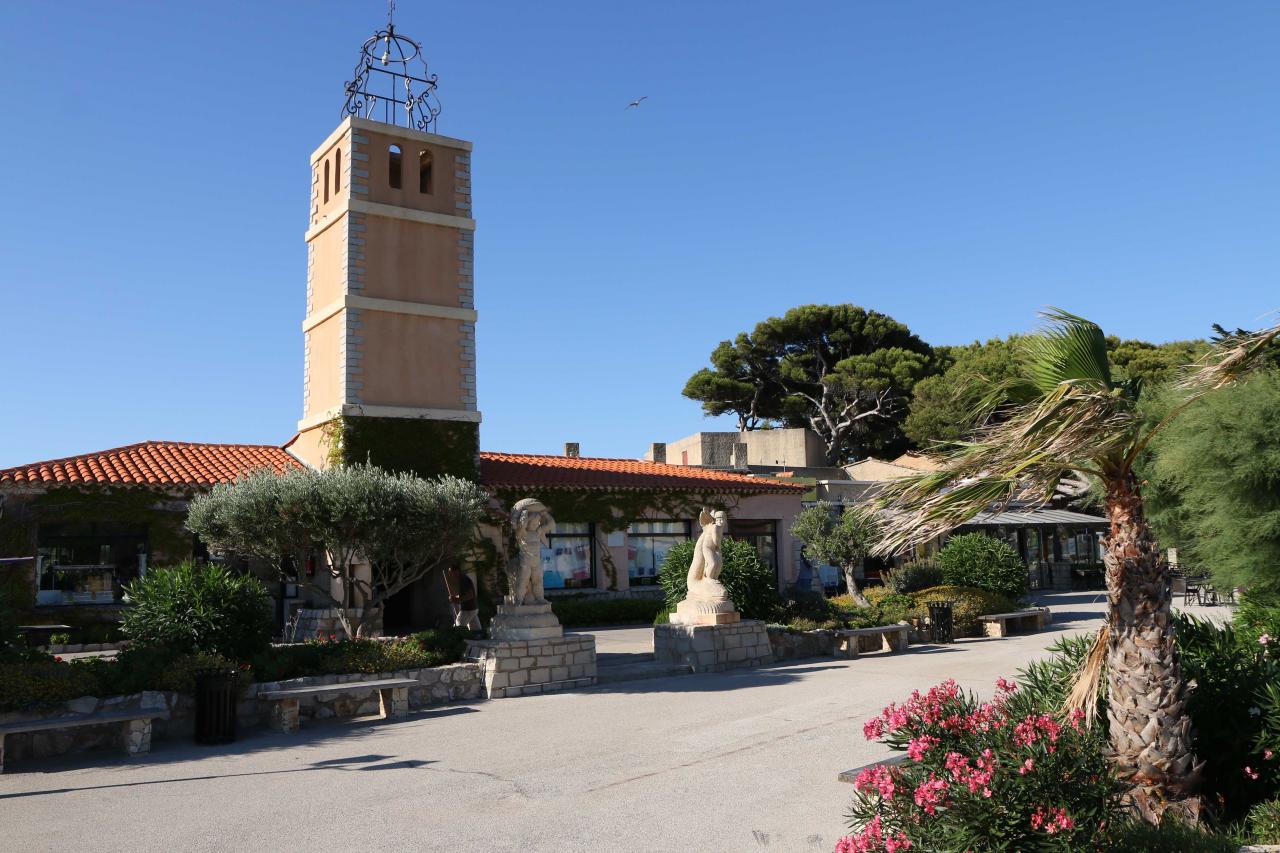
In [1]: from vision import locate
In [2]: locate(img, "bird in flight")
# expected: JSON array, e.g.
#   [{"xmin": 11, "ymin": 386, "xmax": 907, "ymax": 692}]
[{"xmin": 626, "ymin": 96, "xmax": 648, "ymax": 109}]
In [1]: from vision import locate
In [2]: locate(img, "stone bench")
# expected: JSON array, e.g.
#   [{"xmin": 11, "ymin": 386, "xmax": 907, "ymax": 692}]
[
  {"xmin": 833, "ymin": 625, "xmax": 910, "ymax": 658},
  {"xmin": 0, "ymin": 708, "xmax": 162, "ymax": 773},
  {"xmin": 979, "ymin": 608, "xmax": 1051, "ymax": 638},
  {"xmin": 257, "ymin": 677, "xmax": 419, "ymax": 733},
  {"xmin": 838, "ymin": 752, "xmax": 909, "ymax": 784}
]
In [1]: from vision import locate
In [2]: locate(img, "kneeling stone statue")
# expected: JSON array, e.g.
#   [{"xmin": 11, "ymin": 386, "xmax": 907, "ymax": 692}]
[
  {"xmin": 670, "ymin": 509, "xmax": 741, "ymax": 626},
  {"xmin": 490, "ymin": 498, "xmax": 564, "ymax": 641}
]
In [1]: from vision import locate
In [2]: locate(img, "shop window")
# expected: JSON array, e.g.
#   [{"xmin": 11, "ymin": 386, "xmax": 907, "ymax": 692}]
[
  {"xmin": 628, "ymin": 520, "xmax": 691, "ymax": 585},
  {"xmin": 541, "ymin": 522, "xmax": 595, "ymax": 590},
  {"xmin": 418, "ymin": 149, "xmax": 433, "ymax": 193},
  {"xmin": 389, "ymin": 144, "xmax": 402, "ymax": 189},
  {"xmin": 729, "ymin": 519, "xmax": 778, "ymax": 579},
  {"xmin": 35, "ymin": 522, "xmax": 148, "ymax": 605}
]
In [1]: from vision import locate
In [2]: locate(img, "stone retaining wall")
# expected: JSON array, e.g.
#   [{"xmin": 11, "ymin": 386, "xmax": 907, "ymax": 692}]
[
  {"xmin": 0, "ymin": 662, "xmax": 482, "ymax": 767},
  {"xmin": 766, "ymin": 627, "xmax": 837, "ymax": 660}
]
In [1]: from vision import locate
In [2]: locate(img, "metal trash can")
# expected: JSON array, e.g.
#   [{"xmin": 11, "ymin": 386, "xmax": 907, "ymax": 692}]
[
  {"xmin": 194, "ymin": 667, "xmax": 240, "ymax": 745},
  {"xmin": 928, "ymin": 601, "xmax": 955, "ymax": 644}
]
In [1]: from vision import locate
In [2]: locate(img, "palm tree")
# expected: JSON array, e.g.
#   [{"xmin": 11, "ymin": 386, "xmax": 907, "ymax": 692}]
[{"xmin": 874, "ymin": 309, "xmax": 1280, "ymax": 823}]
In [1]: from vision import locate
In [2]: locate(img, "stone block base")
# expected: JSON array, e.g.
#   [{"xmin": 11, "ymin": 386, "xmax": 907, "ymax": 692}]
[
  {"xmin": 489, "ymin": 603, "xmax": 564, "ymax": 641},
  {"xmin": 466, "ymin": 634, "xmax": 597, "ymax": 698},
  {"xmin": 654, "ymin": 620, "xmax": 774, "ymax": 673}
]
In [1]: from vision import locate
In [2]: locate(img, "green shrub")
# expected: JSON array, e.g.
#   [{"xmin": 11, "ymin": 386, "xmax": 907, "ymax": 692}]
[
  {"xmin": 122, "ymin": 562, "xmax": 274, "ymax": 659},
  {"xmin": 551, "ymin": 596, "xmax": 664, "ymax": 626},
  {"xmin": 1248, "ymin": 798, "xmax": 1280, "ymax": 844},
  {"xmin": 910, "ymin": 585, "xmax": 1019, "ymax": 636},
  {"xmin": 1177, "ymin": 614, "xmax": 1280, "ymax": 822},
  {"xmin": 659, "ymin": 538, "xmax": 781, "ymax": 622},
  {"xmin": 107, "ymin": 646, "xmax": 240, "ymax": 695},
  {"xmin": 1101, "ymin": 819, "xmax": 1239, "ymax": 852},
  {"xmin": 48, "ymin": 632, "xmax": 72, "ymax": 646},
  {"xmin": 936, "ymin": 533, "xmax": 1028, "ymax": 599},
  {"xmin": 883, "ymin": 561, "xmax": 943, "ymax": 594},
  {"xmin": 409, "ymin": 627, "xmax": 470, "ymax": 664},
  {"xmin": 1012, "ymin": 617, "xmax": 1280, "ymax": 825},
  {"xmin": 249, "ymin": 632, "xmax": 468, "ymax": 683},
  {"xmin": 0, "ymin": 656, "xmax": 105, "ymax": 710}
]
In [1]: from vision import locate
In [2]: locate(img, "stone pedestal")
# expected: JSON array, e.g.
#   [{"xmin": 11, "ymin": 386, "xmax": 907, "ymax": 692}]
[
  {"xmin": 669, "ymin": 579, "xmax": 740, "ymax": 626},
  {"xmin": 654, "ymin": 620, "xmax": 773, "ymax": 673},
  {"xmin": 488, "ymin": 603, "xmax": 563, "ymax": 641},
  {"xmin": 465, "ymin": 634, "xmax": 597, "ymax": 698}
]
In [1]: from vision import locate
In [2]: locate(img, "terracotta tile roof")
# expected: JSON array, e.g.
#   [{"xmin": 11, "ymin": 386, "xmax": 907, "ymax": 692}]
[
  {"xmin": 479, "ymin": 451, "xmax": 807, "ymax": 494},
  {"xmin": 0, "ymin": 441, "xmax": 300, "ymax": 488}
]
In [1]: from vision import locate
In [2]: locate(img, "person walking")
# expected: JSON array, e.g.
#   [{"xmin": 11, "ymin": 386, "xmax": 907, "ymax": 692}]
[{"xmin": 445, "ymin": 565, "xmax": 481, "ymax": 633}]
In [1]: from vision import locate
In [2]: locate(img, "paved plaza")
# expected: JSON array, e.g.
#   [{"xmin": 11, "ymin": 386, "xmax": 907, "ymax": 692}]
[{"xmin": 0, "ymin": 592, "xmax": 1230, "ymax": 853}]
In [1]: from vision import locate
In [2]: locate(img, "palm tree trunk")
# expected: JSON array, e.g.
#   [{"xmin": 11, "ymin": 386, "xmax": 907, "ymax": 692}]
[{"xmin": 1103, "ymin": 471, "xmax": 1203, "ymax": 823}]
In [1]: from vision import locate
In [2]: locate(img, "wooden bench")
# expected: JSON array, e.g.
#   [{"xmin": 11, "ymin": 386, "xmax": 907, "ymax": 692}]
[
  {"xmin": 0, "ymin": 708, "xmax": 163, "ymax": 773},
  {"xmin": 978, "ymin": 608, "xmax": 1051, "ymax": 638},
  {"xmin": 257, "ymin": 677, "xmax": 419, "ymax": 733},
  {"xmin": 833, "ymin": 625, "xmax": 910, "ymax": 658}
]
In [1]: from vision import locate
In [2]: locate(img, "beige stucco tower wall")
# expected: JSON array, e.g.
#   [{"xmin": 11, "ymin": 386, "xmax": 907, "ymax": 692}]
[{"xmin": 292, "ymin": 116, "xmax": 481, "ymax": 479}]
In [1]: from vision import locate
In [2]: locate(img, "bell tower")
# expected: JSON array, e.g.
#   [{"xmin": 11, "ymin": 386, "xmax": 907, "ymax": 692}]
[{"xmin": 291, "ymin": 10, "xmax": 479, "ymax": 478}]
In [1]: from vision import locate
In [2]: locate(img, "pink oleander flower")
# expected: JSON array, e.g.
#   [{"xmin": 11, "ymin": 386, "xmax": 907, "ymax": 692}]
[
  {"xmin": 1067, "ymin": 707, "xmax": 1086, "ymax": 732},
  {"xmin": 944, "ymin": 749, "xmax": 995, "ymax": 796},
  {"xmin": 854, "ymin": 765, "xmax": 898, "ymax": 801},
  {"xmin": 907, "ymin": 735, "xmax": 939, "ymax": 762},
  {"xmin": 1260, "ymin": 634, "xmax": 1272, "ymax": 646},
  {"xmin": 1030, "ymin": 806, "xmax": 1074, "ymax": 834},
  {"xmin": 1266, "ymin": 750, "xmax": 1274, "ymax": 760},
  {"xmin": 1013, "ymin": 713, "xmax": 1062, "ymax": 748},
  {"xmin": 864, "ymin": 718, "xmax": 886, "ymax": 740},
  {"xmin": 835, "ymin": 816, "xmax": 912, "ymax": 853},
  {"xmin": 913, "ymin": 773, "xmax": 949, "ymax": 815},
  {"xmin": 995, "ymin": 677, "xmax": 1017, "ymax": 694},
  {"xmin": 1246, "ymin": 766, "xmax": 1261, "ymax": 780},
  {"xmin": 1020, "ymin": 758, "xmax": 1035, "ymax": 775}
]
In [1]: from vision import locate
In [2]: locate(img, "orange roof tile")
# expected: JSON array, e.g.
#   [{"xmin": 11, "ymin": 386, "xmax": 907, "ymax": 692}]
[
  {"xmin": 478, "ymin": 451, "xmax": 806, "ymax": 494},
  {"xmin": 0, "ymin": 441, "xmax": 301, "ymax": 488}
]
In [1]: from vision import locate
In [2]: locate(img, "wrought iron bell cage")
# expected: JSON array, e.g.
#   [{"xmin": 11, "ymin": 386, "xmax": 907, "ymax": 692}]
[{"xmin": 341, "ymin": 3, "xmax": 441, "ymax": 132}]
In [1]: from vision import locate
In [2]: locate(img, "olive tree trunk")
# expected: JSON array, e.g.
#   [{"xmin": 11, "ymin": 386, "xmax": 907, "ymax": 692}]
[{"xmin": 1103, "ymin": 472, "xmax": 1203, "ymax": 823}]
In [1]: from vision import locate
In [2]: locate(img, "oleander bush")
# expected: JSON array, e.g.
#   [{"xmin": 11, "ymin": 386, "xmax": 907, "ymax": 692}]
[
  {"xmin": 882, "ymin": 561, "xmax": 944, "ymax": 594},
  {"xmin": 551, "ymin": 596, "xmax": 664, "ymax": 626},
  {"xmin": 121, "ymin": 562, "xmax": 274, "ymax": 660},
  {"xmin": 659, "ymin": 538, "xmax": 781, "ymax": 622},
  {"xmin": 910, "ymin": 585, "xmax": 1019, "ymax": 636},
  {"xmin": 841, "ymin": 678, "xmax": 1118, "ymax": 851},
  {"xmin": 936, "ymin": 533, "xmax": 1028, "ymax": 600}
]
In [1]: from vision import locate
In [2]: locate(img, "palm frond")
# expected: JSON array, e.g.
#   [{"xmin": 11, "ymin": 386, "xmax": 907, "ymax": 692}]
[
  {"xmin": 1179, "ymin": 317, "xmax": 1280, "ymax": 393},
  {"xmin": 1022, "ymin": 308, "xmax": 1113, "ymax": 393},
  {"xmin": 874, "ymin": 311, "xmax": 1138, "ymax": 556}
]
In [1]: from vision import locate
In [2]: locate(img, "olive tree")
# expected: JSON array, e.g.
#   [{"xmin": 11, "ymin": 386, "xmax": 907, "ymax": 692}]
[
  {"xmin": 187, "ymin": 463, "xmax": 486, "ymax": 638},
  {"xmin": 790, "ymin": 501, "xmax": 882, "ymax": 605}
]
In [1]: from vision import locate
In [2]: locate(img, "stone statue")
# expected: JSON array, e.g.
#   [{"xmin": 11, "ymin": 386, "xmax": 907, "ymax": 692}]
[
  {"xmin": 687, "ymin": 508, "xmax": 727, "ymax": 589},
  {"xmin": 671, "ymin": 507, "xmax": 740, "ymax": 625},
  {"xmin": 508, "ymin": 497, "xmax": 554, "ymax": 606}
]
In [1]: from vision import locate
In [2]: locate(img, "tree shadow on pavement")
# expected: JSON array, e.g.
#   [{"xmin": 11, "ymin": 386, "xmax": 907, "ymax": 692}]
[{"xmin": 0, "ymin": 704, "xmax": 480, "ymax": 783}]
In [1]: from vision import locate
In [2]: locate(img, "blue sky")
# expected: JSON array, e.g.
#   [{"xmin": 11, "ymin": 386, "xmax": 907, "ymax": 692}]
[{"xmin": 2, "ymin": 2, "xmax": 1278, "ymax": 468}]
